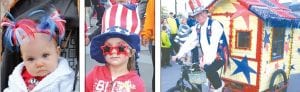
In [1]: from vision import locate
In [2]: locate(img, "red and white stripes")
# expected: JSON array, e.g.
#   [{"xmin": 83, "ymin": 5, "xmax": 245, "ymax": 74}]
[
  {"xmin": 101, "ymin": 4, "xmax": 140, "ymax": 35},
  {"xmin": 189, "ymin": 0, "xmax": 202, "ymax": 10}
]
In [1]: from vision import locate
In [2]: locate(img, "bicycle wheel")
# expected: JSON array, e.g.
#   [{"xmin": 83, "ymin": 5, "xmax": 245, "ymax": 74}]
[
  {"xmin": 269, "ymin": 69, "xmax": 287, "ymax": 92},
  {"xmin": 167, "ymin": 86, "xmax": 180, "ymax": 92}
]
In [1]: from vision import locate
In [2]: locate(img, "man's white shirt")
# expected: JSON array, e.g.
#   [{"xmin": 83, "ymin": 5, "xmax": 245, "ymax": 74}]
[{"xmin": 176, "ymin": 18, "xmax": 223, "ymax": 65}]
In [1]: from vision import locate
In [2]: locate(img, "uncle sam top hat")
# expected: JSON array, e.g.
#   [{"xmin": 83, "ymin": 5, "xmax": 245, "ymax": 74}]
[
  {"xmin": 189, "ymin": 0, "xmax": 209, "ymax": 16},
  {"xmin": 90, "ymin": 3, "xmax": 141, "ymax": 63}
]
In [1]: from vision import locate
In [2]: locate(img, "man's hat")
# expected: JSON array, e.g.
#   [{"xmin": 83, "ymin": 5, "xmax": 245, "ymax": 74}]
[
  {"xmin": 189, "ymin": 0, "xmax": 208, "ymax": 16},
  {"xmin": 90, "ymin": 4, "xmax": 141, "ymax": 63}
]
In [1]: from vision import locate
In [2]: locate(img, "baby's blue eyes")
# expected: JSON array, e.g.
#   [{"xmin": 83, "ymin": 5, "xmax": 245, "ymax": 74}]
[
  {"xmin": 43, "ymin": 53, "xmax": 50, "ymax": 58},
  {"xmin": 25, "ymin": 53, "xmax": 50, "ymax": 62},
  {"xmin": 27, "ymin": 58, "xmax": 34, "ymax": 61}
]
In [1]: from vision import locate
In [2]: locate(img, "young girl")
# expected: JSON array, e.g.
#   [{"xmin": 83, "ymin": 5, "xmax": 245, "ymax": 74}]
[
  {"xmin": 1, "ymin": 7, "xmax": 75, "ymax": 91},
  {"xmin": 86, "ymin": 4, "xmax": 145, "ymax": 92}
]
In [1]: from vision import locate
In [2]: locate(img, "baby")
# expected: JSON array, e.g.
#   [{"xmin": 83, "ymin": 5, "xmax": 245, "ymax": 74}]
[{"xmin": 1, "ymin": 7, "xmax": 75, "ymax": 92}]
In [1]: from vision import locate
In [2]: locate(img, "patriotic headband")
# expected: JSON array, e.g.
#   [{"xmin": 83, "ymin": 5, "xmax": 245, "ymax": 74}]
[{"xmin": 1, "ymin": 8, "xmax": 66, "ymax": 50}]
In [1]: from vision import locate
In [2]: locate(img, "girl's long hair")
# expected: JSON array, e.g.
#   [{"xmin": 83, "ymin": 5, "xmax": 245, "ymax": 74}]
[{"xmin": 127, "ymin": 49, "xmax": 136, "ymax": 71}]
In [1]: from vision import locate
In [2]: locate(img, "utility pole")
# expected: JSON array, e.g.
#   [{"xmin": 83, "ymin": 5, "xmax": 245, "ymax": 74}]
[
  {"xmin": 185, "ymin": 0, "xmax": 187, "ymax": 11},
  {"xmin": 175, "ymin": 0, "xmax": 177, "ymax": 15}
]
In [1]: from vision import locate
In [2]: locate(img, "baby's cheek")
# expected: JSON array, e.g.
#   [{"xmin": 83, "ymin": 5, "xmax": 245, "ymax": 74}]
[
  {"xmin": 24, "ymin": 65, "xmax": 37, "ymax": 75},
  {"xmin": 24, "ymin": 63, "xmax": 33, "ymax": 71},
  {"xmin": 49, "ymin": 62, "xmax": 59, "ymax": 72}
]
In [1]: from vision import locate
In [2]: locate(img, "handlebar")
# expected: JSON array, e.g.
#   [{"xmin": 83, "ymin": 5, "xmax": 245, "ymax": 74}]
[{"xmin": 176, "ymin": 59, "xmax": 203, "ymax": 72}]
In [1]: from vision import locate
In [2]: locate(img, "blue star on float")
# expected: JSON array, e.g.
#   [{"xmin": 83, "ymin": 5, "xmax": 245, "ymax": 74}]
[
  {"xmin": 291, "ymin": 64, "xmax": 295, "ymax": 70},
  {"xmin": 264, "ymin": 30, "xmax": 270, "ymax": 48},
  {"xmin": 232, "ymin": 56, "xmax": 256, "ymax": 84}
]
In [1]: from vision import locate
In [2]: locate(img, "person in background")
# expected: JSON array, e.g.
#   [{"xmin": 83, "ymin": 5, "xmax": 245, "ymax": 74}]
[
  {"xmin": 187, "ymin": 12, "xmax": 197, "ymax": 27},
  {"xmin": 174, "ymin": 14, "xmax": 193, "ymax": 64},
  {"xmin": 174, "ymin": 14, "xmax": 192, "ymax": 51},
  {"xmin": 166, "ymin": 12, "xmax": 178, "ymax": 57},
  {"xmin": 167, "ymin": 12, "xmax": 178, "ymax": 41},
  {"xmin": 85, "ymin": 0, "xmax": 106, "ymax": 45},
  {"xmin": 161, "ymin": 25, "xmax": 172, "ymax": 68},
  {"xmin": 140, "ymin": 0, "xmax": 155, "ymax": 91},
  {"xmin": 161, "ymin": 18, "xmax": 171, "ymax": 41},
  {"xmin": 174, "ymin": 15, "xmax": 181, "ymax": 29}
]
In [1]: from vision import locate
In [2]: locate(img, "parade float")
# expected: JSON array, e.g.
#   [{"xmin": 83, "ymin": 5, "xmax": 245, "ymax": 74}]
[{"xmin": 200, "ymin": 0, "xmax": 300, "ymax": 91}]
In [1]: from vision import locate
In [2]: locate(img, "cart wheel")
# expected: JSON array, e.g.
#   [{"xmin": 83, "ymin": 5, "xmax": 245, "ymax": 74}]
[
  {"xmin": 166, "ymin": 86, "xmax": 180, "ymax": 92},
  {"xmin": 165, "ymin": 78, "xmax": 192, "ymax": 92},
  {"xmin": 269, "ymin": 69, "xmax": 287, "ymax": 92}
]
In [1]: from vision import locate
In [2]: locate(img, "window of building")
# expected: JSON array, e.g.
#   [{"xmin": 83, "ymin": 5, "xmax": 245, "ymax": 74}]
[
  {"xmin": 271, "ymin": 27, "xmax": 285, "ymax": 61},
  {"xmin": 236, "ymin": 31, "xmax": 251, "ymax": 49}
]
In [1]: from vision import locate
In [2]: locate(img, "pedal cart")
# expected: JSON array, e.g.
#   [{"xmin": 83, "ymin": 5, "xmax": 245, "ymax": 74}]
[
  {"xmin": 201, "ymin": 0, "xmax": 300, "ymax": 91},
  {"xmin": 167, "ymin": 61, "xmax": 206, "ymax": 92}
]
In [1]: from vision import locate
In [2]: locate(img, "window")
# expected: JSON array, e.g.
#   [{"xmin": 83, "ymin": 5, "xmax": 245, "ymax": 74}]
[
  {"xmin": 271, "ymin": 27, "xmax": 285, "ymax": 61},
  {"xmin": 237, "ymin": 31, "xmax": 251, "ymax": 49}
]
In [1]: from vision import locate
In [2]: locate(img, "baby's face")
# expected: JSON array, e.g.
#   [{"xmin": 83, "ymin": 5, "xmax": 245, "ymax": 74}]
[
  {"xmin": 20, "ymin": 33, "xmax": 60, "ymax": 77},
  {"xmin": 103, "ymin": 38, "xmax": 132, "ymax": 67}
]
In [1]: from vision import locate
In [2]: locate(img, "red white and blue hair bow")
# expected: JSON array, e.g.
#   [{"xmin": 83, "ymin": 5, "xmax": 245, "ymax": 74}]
[{"xmin": 1, "ymin": 8, "xmax": 66, "ymax": 50}]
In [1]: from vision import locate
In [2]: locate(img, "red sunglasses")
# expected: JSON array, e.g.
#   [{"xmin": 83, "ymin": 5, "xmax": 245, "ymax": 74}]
[{"xmin": 100, "ymin": 43, "xmax": 130, "ymax": 56}]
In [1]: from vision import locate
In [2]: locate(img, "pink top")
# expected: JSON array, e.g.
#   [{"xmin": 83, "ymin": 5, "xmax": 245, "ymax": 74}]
[{"xmin": 85, "ymin": 66, "xmax": 145, "ymax": 92}]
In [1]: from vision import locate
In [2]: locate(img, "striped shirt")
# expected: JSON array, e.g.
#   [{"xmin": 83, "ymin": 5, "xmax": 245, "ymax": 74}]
[{"xmin": 174, "ymin": 24, "xmax": 192, "ymax": 45}]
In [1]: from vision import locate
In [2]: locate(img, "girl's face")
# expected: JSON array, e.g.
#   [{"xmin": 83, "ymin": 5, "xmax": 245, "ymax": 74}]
[
  {"xmin": 103, "ymin": 38, "xmax": 132, "ymax": 67},
  {"xmin": 21, "ymin": 33, "xmax": 60, "ymax": 77}
]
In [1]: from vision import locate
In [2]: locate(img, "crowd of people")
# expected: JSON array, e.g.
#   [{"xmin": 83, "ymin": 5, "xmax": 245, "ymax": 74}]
[{"xmin": 160, "ymin": 12, "xmax": 198, "ymax": 68}]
